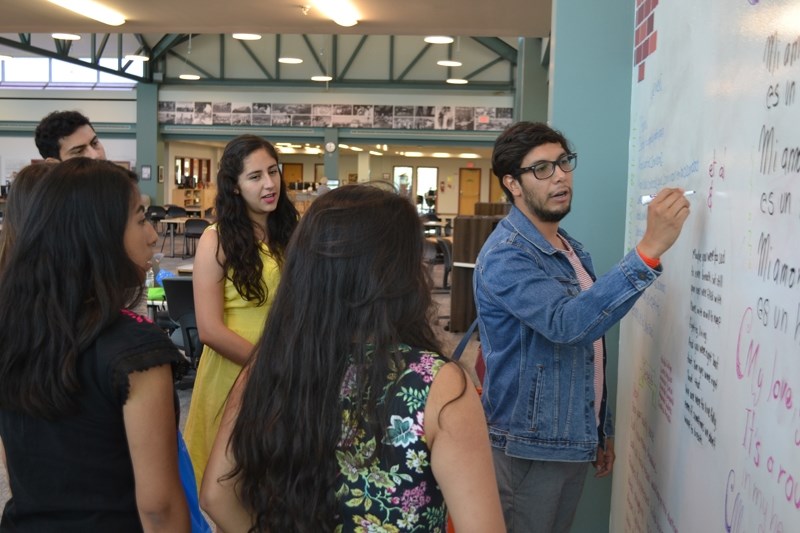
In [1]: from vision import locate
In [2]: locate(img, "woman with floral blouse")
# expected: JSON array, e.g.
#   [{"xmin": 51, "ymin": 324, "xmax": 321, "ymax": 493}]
[{"xmin": 200, "ymin": 185, "xmax": 504, "ymax": 532}]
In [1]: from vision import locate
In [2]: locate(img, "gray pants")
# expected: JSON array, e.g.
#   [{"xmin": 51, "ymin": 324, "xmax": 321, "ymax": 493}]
[{"xmin": 492, "ymin": 448, "xmax": 590, "ymax": 533}]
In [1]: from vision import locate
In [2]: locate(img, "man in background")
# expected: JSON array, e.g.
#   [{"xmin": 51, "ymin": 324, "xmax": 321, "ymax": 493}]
[
  {"xmin": 33, "ymin": 110, "xmax": 154, "ymax": 318},
  {"xmin": 315, "ymin": 176, "xmax": 330, "ymax": 195},
  {"xmin": 474, "ymin": 121, "xmax": 690, "ymax": 532},
  {"xmin": 34, "ymin": 110, "xmax": 106, "ymax": 161}
]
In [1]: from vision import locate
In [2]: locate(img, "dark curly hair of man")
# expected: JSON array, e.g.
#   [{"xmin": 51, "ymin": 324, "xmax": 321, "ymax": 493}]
[{"xmin": 34, "ymin": 111, "xmax": 94, "ymax": 160}]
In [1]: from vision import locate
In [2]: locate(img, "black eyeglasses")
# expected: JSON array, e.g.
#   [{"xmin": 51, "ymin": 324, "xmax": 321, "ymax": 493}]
[{"xmin": 517, "ymin": 153, "xmax": 578, "ymax": 180}]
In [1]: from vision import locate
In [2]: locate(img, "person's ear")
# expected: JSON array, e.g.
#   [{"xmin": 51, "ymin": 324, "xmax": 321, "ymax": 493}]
[
  {"xmin": 44, "ymin": 157, "xmax": 61, "ymax": 163},
  {"xmin": 503, "ymin": 174, "xmax": 520, "ymax": 196}
]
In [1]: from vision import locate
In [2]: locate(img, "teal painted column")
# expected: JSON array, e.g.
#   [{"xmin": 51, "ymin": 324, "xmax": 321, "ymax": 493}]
[
  {"xmin": 136, "ymin": 83, "xmax": 160, "ymax": 203},
  {"xmin": 323, "ymin": 129, "xmax": 340, "ymax": 183},
  {"xmin": 547, "ymin": 1, "xmax": 634, "ymax": 532},
  {"xmin": 514, "ymin": 37, "xmax": 549, "ymax": 123}
]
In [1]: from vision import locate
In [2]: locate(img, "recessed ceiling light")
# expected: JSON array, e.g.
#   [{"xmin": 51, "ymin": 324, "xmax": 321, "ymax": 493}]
[
  {"xmin": 350, "ymin": 146, "xmax": 364, "ymax": 152},
  {"xmin": 311, "ymin": 75, "xmax": 333, "ymax": 82},
  {"xmin": 338, "ymin": 143, "xmax": 350, "ymax": 149},
  {"xmin": 368, "ymin": 151, "xmax": 383, "ymax": 156},
  {"xmin": 432, "ymin": 152, "xmax": 451, "ymax": 158},
  {"xmin": 278, "ymin": 57, "xmax": 303, "ymax": 64},
  {"xmin": 459, "ymin": 153, "xmax": 480, "ymax": 159},
  {"xmin": 179, "ymin": 73, "xmax": 200, "ymax": 80},
  {"xmin": 232, "ymin": 33, "xmax": 262, "ymax": 40},
  {"xmin": 437, "ymin": 60, "xmax": 462, "ymax": 67},
  {"xmin": 334, "ymin": 16, "xmax": 358, "ymax": 26},
  {"xmin": 51, "ymin": 33, "xmax": 81, "ymax": 41},
  {"xmin": 424, "ymin": 36, "xmax": 454, "ymax": 44},
  {"xmin": 124, "ymin": 54, "xmax": 149, "ymax": 62},
  {"xmin": 47, "ymin": 0, "xmax": 125, "ymax": 27},
  {"xmin": 404, "ymin": 151, "xmax": 423, "ymax": 157},
  {"xmin": 446, "ymin": 78, "xmax": 469, "ymax": 85}
]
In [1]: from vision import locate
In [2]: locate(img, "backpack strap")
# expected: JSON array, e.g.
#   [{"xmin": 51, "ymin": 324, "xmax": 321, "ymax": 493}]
[{"xmin": 451, "ymin": 318, "xmax": 479, "ymax": 361}]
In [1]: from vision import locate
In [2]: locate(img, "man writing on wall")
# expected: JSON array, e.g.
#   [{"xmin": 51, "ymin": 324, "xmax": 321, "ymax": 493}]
[
  {"xmin": 34, "ymin": 110, "xmax": 106, "ymax": 162},
  {"xmin": 474, "ymin": 121, "xmax": 691, "ymax": 532}
]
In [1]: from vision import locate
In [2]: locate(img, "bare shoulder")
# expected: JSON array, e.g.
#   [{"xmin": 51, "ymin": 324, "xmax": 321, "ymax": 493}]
[
  {"xmin": 425, "ymin": 361, "xmax": 481, "ymax": 444},
  {"xmin": 195, "ymin": 225, "xmax": 225, "ymax": 272},
  {"xmin": 429, "ymin": 360, "xmax": 469, "ymax": 401}
]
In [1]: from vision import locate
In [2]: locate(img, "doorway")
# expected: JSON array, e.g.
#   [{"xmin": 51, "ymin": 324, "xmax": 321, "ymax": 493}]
[
  {"xmin": 489, "ymin": 170, "xmax": 506, "ymax": 203},
  {"xmin": 282, "ymin": 163, "xmax": 303, "ymax": 187},
  {"xmin": 416, "ymin": 166, "xmax": 439, "ymax": 214},
  {"xmin": 458, "ymin": 168, "xmax": 481, "ymax": 215}
]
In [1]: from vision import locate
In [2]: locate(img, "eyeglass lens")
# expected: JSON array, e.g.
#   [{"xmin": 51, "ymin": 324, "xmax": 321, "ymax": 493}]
[{"xmin": 530, "ymin": 154, "xmax": 577, "ymax": 180}]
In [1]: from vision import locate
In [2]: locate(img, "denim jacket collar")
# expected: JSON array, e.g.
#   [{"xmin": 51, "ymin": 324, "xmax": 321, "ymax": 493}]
[{"xmin": 505, "ymin": 205, "xmax": 586, "ymax": 258}]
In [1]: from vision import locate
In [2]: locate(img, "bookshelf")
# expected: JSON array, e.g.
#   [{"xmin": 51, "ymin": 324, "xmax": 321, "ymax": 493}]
[{"xmin": 171, "ymin": 187, "xmax": 216, "ymax": 216}]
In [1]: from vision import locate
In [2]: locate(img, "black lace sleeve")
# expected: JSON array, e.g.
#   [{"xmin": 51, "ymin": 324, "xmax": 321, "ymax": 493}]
[{"xmin": 95, "ymin": 312, "xmax": 182, "ymax": 406}]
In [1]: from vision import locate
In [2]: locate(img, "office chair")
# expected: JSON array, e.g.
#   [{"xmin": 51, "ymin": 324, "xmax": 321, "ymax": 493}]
[
  {"xmin": 423, "ymin": 238, "xmax": 449, "ymax": 295},
  {"xmin": 162, "ymin": 277, "xmax": 203, "ymax": 386},
  {"xmin": 436, "ymin": 237, "xmax": 453, "ymax": 289},
  {"xmin": 146, "ymin": 205, "xmax": 167, "ymax": 234},
  {"xmin": 166, "ymin": 205, "xmax": 188, "ymax": 218},
  {"xmin": 183, "ymin": 218, "xmax": 211, "ymax": 257}
]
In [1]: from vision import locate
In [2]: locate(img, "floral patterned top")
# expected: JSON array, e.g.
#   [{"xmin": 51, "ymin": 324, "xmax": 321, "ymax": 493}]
[{"xmin": 335, "ymin": 345, "xmax": 449, "ymax": 533}]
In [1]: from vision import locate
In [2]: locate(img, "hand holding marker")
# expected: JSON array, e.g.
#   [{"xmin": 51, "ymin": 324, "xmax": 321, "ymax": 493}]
[{"xmin": 640, "ymin": 190, "xmax": 695, "ymax": 205}]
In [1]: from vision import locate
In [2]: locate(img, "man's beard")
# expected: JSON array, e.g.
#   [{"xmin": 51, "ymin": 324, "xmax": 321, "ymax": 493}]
[{"xmin": 524, "ymin": 189, "xmax": 571, "ymax": 223}]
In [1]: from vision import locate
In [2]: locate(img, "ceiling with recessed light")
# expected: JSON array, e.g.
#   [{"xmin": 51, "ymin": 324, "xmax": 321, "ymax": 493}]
[
  {"xmin": 1, "ymin": 0, "xmax": 550, "ymax": 159},
  {"xmin": 3, "ymin": 0, "xmax": 550, "ymax": 37}
]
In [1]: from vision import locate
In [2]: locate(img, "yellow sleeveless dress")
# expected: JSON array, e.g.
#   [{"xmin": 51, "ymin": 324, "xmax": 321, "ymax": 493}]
[{"xmin": 183, "ymin": 228, "xmax": 280, "ymax": 488}]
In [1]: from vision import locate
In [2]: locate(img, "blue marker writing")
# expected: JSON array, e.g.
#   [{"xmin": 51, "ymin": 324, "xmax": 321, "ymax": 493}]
[{"xmin": 640, "ymin": 190, "xmax": 695, "ymax": 205}]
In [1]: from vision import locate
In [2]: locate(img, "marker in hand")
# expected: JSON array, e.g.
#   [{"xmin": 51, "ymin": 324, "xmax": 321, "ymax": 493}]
[{"xmin": 640, "ymin": 190, "xmax": 695, "ymax": 205}]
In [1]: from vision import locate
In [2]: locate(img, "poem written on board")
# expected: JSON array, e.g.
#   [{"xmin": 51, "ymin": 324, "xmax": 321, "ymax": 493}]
[{"xmin": 686, "ymin": 247, "xmax": 725, "ymax": 448}]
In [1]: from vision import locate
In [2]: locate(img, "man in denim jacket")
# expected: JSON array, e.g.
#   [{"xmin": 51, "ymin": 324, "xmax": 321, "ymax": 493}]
[{"xmin": 474, "ymin": 122, "xmax": 690, "ymax": 532}]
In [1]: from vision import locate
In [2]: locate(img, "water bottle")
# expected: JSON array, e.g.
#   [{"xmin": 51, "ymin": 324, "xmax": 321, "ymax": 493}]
[{"xmin": 145, "ymin": 267, "xmax": 155, "ymax": 288}]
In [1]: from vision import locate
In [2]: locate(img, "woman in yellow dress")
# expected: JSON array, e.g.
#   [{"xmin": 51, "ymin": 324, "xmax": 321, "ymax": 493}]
[{"xmin": 183, "ymin": 135, "xmax": 298, "ymax": 489}]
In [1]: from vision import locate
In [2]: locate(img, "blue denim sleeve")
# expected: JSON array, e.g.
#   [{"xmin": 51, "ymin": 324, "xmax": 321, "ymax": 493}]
[
  {"xmin": 476, "ymin": 243, "xmax": 659, "ymax": 346},
  {"xmin": 604, "ymin": 403, "xmax": 614, "ymax": 439}
]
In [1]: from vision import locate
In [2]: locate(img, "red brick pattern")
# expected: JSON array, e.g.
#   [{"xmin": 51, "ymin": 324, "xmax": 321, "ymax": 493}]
[{"xmin": 634, "ymin": 0, "xmax": 659, "ymax": 81}]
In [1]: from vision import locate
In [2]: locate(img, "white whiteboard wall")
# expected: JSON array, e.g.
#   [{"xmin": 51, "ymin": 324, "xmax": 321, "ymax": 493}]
[{"xmin": 612, "ymin": 1, "xmax": 800, "ymax": 531}]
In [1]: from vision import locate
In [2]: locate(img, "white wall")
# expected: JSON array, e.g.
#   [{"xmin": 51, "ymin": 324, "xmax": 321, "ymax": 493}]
[
  {"xmin": 0, "ymin": 89, "xmax": 138, "ymax": 181},
  {"xmin": 0, "ymin": 89, "xmax": 137, "ymax": 122},
  {"xmin": 0, "ymin": 136, "xmax": 137, "ymax": 182}
]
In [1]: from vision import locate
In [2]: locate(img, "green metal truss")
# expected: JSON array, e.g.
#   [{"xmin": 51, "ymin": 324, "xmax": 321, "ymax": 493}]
[{"xmin": 0, "ymin": 33, "xmax": 518, "ymax": 91}]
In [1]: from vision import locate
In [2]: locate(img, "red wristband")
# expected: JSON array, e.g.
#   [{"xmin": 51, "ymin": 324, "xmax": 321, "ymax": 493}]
[{"xmin": 636, "ymin": 247, "xmax": 661, "ymax": 268}]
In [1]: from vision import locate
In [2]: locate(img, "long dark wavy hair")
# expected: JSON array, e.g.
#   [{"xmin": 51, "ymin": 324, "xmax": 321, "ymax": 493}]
[
  {"xmin": 229, "ymin": 185, "xmax": 444, "ymax": 532},
  {"xmin": 0, "ymin": 158, "xmax": 143, "ymax": 419},
  {"xmin": 215, "ymin": 135, "xmax": 298, "ymax": 303},
  {"xmin": 0, "ymin": 162, "xmax": 56, "ymax": 271}
]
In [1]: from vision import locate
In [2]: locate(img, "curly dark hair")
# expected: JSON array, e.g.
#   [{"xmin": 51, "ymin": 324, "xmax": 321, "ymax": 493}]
[
  {"xmin": 229, "ymin": 185, "xmax": 446, "ymax": 533},
  {"xmin": 214, "ymin": 135, "xmax": 299, "ymax": 303},
  {"xmin": 34, "ymin": 111, "xmax": 94, "ymax": 160},
  {"xmin": 0, "ymin": 158, "xmax": 143, "ymax": 419},
  {"xmin": 492, "ymin": 121, "xmax": 573, "ymax": 202}
]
